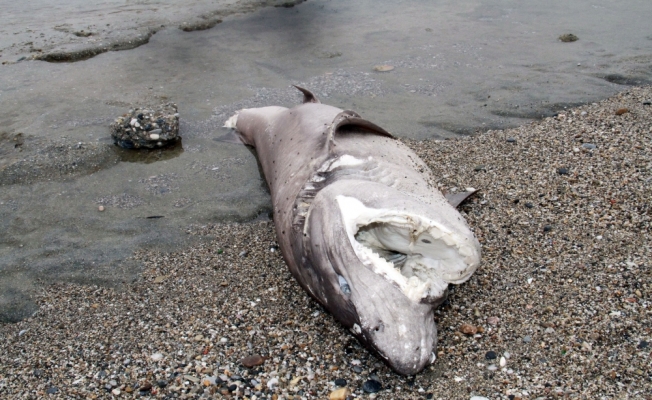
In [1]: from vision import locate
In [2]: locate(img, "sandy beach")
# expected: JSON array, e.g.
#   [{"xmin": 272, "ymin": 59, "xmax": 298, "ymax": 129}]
[{"xmin": 1, "ymin": 86, "xmax": 649, "ymax": 399}]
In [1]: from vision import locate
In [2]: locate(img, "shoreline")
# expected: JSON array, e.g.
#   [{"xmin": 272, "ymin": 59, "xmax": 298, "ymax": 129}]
[{"xmin": 1, "ymin": 87, "xmax": 650, "ymax": 399}]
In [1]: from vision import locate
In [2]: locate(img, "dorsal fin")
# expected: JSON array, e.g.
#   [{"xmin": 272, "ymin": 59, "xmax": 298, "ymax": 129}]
[
  {"xmin": 293, "ymin": 85, "xmax": 320, "ymax": 104},
  {"xmin": 327, "ymin": 110, "xmax": 394, "ymax": 151}
]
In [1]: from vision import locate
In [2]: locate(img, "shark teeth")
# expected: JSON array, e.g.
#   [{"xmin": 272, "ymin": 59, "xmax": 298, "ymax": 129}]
[{"xmin": 336, "ymin": 195, "xmax": 479, "ymax": 303}]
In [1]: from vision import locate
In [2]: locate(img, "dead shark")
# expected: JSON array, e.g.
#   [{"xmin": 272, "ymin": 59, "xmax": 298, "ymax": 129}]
[{"xmin": 225, "ymin": 86, "xmax": 481, "ymax": 375}]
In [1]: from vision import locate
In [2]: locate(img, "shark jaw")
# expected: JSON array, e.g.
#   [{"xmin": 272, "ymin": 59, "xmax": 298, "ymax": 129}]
[{"xmin": 336, "ymin": 195, "xmax": 480, "ymax": 305}]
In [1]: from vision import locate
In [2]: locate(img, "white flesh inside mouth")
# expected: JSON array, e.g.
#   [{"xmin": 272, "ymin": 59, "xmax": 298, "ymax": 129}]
[{"xmin": 337, "ymin": 196, "xmax": 478, "ymax": 303}]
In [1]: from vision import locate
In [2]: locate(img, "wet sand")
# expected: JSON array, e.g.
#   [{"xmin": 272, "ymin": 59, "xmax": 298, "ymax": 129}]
[{"xmin": 1, "ymin": 86, "xmax": 649, "ymax": 399}]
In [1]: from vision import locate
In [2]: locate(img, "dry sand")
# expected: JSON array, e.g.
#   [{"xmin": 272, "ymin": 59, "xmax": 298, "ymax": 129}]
[{"xmin": 1, "ymin": 87, "xmax": 650, "ymax": 399}]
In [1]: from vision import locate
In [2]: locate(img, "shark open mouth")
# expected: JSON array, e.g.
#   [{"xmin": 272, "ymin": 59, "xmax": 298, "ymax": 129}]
[{"xmin": 337, "ymin": 196, "xmax": 478, "ymax": 304}]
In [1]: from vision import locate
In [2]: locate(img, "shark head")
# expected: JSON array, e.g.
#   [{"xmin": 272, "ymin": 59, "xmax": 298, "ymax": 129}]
[{"xmin": 302, "ymin": 180, "xmax": 481, "ymax": 375}]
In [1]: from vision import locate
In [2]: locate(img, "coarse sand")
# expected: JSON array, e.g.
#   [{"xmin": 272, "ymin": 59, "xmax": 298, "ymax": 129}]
[{"xmin": 1, "ymin": 87, "xmax": 650, "ymax": 399}]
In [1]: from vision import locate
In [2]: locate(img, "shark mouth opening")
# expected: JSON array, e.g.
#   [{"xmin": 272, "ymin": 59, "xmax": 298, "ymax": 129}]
[{"xmin": 337, "ymin": 196, "xmax": 478, "ymax": 304}]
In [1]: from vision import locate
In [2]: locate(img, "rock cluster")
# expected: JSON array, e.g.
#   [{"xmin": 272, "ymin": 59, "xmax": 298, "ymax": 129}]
[{"xmin": 110, "ymin": 103, "xmax": 180, "ymax": 149}]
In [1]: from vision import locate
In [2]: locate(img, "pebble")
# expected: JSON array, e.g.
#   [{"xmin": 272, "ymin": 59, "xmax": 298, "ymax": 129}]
[
  {"xmin": 98, "ymin": 205, "xmax": 105, "ymax": 212},
  {"xmin": 151, "ymin": 352, "xmax": 163, "ymax": 361},
  {"xmin": 523, "ymin": 335, "xmax": 532, "ymax": 343},
  {"xmin": 615, "ymin": 107, "xmax": 629, "ymax": 115},
  {"xmin": 506, "ymin": 138, "xmax": 517, "ymax": 143},
  {"xmin": 557, "ymin": 167, "xmax": 569, "ymax": 175},
  {"xmin": 485, "ymin": 351, "xmax": 497, "ymax": 360},
  {"xmin": 334, "ymin": 378, "xmax": 347, "ymax": 386},
  {"xmin": 267, "ymin": 377, "xmax": 279, "ymax": 389},
  {"xmin": 581, "ymin": 143, "xmax": 597, "ymax": 149},
  {"xmin": 329, "ymin": 387, "xmax": 351, "ymax": 400},
  {"xmin": 470, "ymin": 397, "xmax": 490, "ymax": 400},
  {"xmin": 460, "ymin": 323, "xmax": 478, "ymax": 335},
  {"xmin": 46, "ymin": 387, "xmax": 59, "ymax": 394},
  {"xmin": 111, "ymin": 388, "xmax": 121, "ymax": 395},
  {"xmin": 362, "ymin": 379, "xmax": 382, "ymax": 393},
  {"xmin": 240, "ymin": 354, "xmax": 265, "ymax": 368},
  {"xmin": 486, "ymin": 316, "xmax": 500, "ymax": 325}
]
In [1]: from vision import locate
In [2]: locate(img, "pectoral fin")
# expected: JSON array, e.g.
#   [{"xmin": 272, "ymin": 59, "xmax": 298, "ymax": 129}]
[{"xmin": 445, "ymin": 189, "xmax": 478, "ymax": 208}]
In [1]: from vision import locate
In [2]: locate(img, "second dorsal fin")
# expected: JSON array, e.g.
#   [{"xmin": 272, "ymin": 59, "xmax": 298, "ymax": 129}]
[
  {"xmin": 293, "ymin": 85, "xmax": 320, "ymax": 104},
  {"xmin": 327, "ymin": 110, "xmax": 394, "ymax": 151}
]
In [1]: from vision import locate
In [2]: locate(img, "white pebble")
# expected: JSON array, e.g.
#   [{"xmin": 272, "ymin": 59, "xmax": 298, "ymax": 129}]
[
  {"xmin": 150, "ymin": 133, "xmax": 160, "ymax": 140},
  {"xmin": 220, "ymin": 337, "xmax": 228, "ymax": 343},
  {"xmin": 267, "ymin": 377, "xmax": 278, "ymax": 389},
  {"xmin": 470, "ymin": 397, "xmax": 489, "ymax": 400},
  {"xmin": 98, "ymin": 206, "xmax": 105, "ymax": 212},
  {"xmin": 151, "ymin": 353, "xmax": 163, "ymax": 361},
  {"xmin": 500, "ymin": 356, "xmax": 507, "ymax": 367}
]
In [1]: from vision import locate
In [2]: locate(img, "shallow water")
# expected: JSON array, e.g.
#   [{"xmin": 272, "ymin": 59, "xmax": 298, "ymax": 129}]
[{"xmin": 1, "ymin": 0, "xmax": 651, "ymax": 321}]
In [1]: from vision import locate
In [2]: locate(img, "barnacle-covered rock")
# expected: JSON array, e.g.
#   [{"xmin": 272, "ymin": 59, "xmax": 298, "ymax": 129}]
[{"xmin": 110, "ymin": 103, "xmax": 180, "ymax": 149}]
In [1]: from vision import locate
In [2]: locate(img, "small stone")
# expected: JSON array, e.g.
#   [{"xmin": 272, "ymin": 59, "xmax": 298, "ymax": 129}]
[
  {"xmin": 523, "ymin": 335, "xmax": 532, "ymax": 343},
  {"xmin": 150, "ymin": 133, "xmax": 160, "ymax": 140},
  {"xmin": 559, "ymin": 33, "xmax": 578, "ymax": 42},
  {"xmin": 362, "ymin": 379, "xmax": 382, "ymax": 393},
  {"xmin": 474, "ymin": 165, "xmax": 486, "ymax": 172},
  {"xmin": 487, "ymin": 316, "xmax": 500, "ymax": 325},
  {"xmin": 46, "ymin": 387, "xmax": 59, "ymax": 394},
  {"xmin": 506, "ymin": 138, "xmax": 516, "ymax": 143},
  {"xmin": 485, "ymin": 351, "xmax": 497, "ymax": 360},
  {"xmin": 267, "ymin": 377, "xmax": 279, "ymax": 389},
  {"xmin": 543, "ymin": 225, "xmax": 552, "ymax": 232},
  {"xmin": 557, "ymin": 167, "xmax": 569, "ymax": 175},
  {"xmin": 615, "ymin": 108, "xmax": 629, "ymax": 115},
  {"xmin": 487, "ymin": 365, "xmax": 498, "ymax": 371},
  {"xmin": 329, "ymin": 387, "xmax": 351, "ymax": 400},
  {"xmin": 353, "ymin": 366, "xmax": 362, "ymax": 373},
  {"xmin": 184, "ymin": 375, "xmax": 200, "ymax": 383},
  {"xmin": 524, "ymin": 202, "xmax": 533, "ymax": 208},
  {"xmin": 228, "ymin": 384, "xmax": 237, "ymax": 392},
  {"xmin": 140, "ymin": 381, "xmax": 153, "ymax": 392},
  {"xmin": 111, "ymin": 388, "xmax": 121, "ymax": 396},
  {"xmin": 581, "ymin": 341, "xmax": 592, "ymax": 352},
  {"xmin": 334, "ymin": 378, "xmax": 347, "ymax": 386},
  {"xmin": 98, "ymin": 205, "xmax": 105, "ymax": 212},
  {"xmin": 241, "ymin": 354, "xmax": 265, "ymax": 367},
  {"xmin": 373, "ymin": 65, "xmax": 394, "ymax": 72},
  {"xmin": 109, "ymin": 379, "xmax": 118, "ymax": 387},
  {"xmin": 582, "ymin": 143, "xmax": 597, "ymax": 149},
  {"xmin": 500, "ymin": 356, "xmax": 507, "ymax": 367},
  {"xmin": 638, "ymin": 341, "xmax": 649, "ymax": 349},
  {"xmin": 470, "ymin": 397, "xmax": 490, "ymax": 400},
  {"xmin": 460, "ymin": 323, "xmax": 478, "ymax": 335},
  {"xmin": 151, "ymin": 352, "xmax": 164, "ymax": 361},
  {"xmin": 157, "ymin": 380, "xmax": 168, "ymax": 388}
]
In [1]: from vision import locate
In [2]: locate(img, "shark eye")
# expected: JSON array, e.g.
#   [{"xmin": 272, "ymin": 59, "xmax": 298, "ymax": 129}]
[{"xmin": 337, "ymin": 275, "xmax": 351, "ymax": 295}]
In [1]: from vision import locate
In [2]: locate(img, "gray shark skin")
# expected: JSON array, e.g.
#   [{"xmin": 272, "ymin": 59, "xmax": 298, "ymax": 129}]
[{"xmin": 225, "ymin": 87, "xmax": 481, "ymax": 375}]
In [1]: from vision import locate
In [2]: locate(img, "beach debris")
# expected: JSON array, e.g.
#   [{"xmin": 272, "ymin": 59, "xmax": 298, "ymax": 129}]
[{"xmin": 110, "ymin": 103, "xmax": 180, "ymax": 149}]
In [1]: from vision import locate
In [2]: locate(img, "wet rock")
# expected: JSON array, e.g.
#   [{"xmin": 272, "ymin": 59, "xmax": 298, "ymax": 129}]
[
  {"xmin": 334, "ymin": 378, "xmax": 347, "ymax": 386},
  {"xmin": 362, "ymin": 379, "xmax": 382, "ymax": 393},
  {"xmin": 485, "ymin": 351, "xmax": 497, "ymax": 360},
  {"xmin": 558, "ymin": 33, "xmax": 578, "ymax": 42},
  {"xmin": 110, "ymin": 103, "xmax": 180, "ymax": 149}
]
